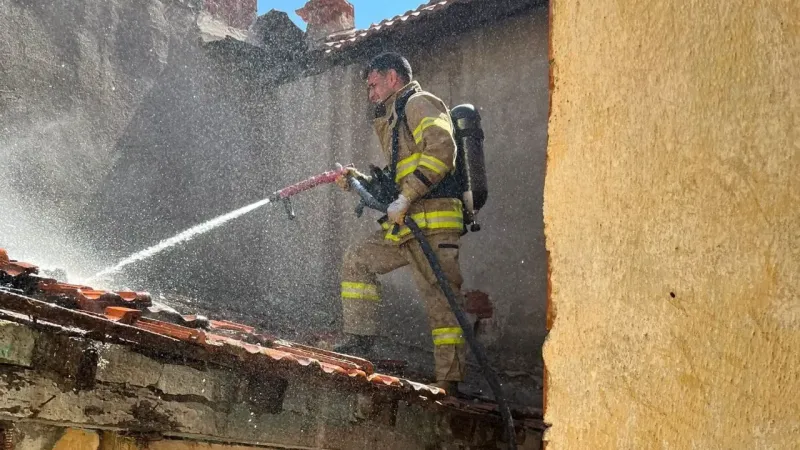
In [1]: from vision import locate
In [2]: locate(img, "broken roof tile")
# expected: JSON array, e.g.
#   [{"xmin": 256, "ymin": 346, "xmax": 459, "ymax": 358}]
[
  {"xmin": 116, "ymin": 291, "xmax": 153, "ymax": 308},
  {"xmin": 368, "ymin": 373, "xmax": 402, "ymax": 387},
  {"xmin": 104, "ymin": 306, "xmax": 142, "ymax": 324},
  {"xmin": 210, "ymin": 319, "xmax": 255, "ymax": 334},
  {"xmin": 1, "ymin": 259, "xmax": 40, "ymax": 277}
]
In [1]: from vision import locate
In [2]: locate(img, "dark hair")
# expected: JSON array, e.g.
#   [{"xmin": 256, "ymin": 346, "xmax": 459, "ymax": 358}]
[{"xmin": 361, "ymin": 52, "xmax": 413, "ymax": 84}]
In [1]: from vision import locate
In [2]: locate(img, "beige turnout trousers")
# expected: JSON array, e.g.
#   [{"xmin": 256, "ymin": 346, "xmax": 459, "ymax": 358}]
[{"xmin": 340, "ymin": 229, "xmax": 466, "ymax": 382}]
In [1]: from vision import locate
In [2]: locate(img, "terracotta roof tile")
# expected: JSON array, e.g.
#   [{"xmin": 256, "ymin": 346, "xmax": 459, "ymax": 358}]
[
  {"xmin": 323, "ymin": 0, "xmax": 466, "ymax": 53},
  {"xmin": 0, "ymin": 249, "xmax": 508, "ymax": 409},
  {"xmin": 1, "ymin": 259, "xmax": 39, "ymax": 277},
  {"xmin": 137, "ymin": 317, "xmax": 208, "ymax": 344},
  {"xmin": 104, "ymin": 306, "xmax": 142, "ymax": 324},
  {"xmin": 210, "ymin": 319, "xmax": 255, "ymax": 334}
]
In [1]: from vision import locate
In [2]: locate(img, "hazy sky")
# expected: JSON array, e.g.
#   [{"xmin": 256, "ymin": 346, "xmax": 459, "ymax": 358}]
[{"xmin": 257, "ymin": 0, "xmax": 425, "ymax": 30}]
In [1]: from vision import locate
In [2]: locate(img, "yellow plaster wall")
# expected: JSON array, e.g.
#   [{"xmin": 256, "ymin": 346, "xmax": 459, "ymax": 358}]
[
  {"xmin": 52, "ymin": 429, "xmax": 99, "ymax": 450},
  {"xmin": 49, "ymin": 430, "xmax": 263, "ymax": 450},
  {"xmin": 543, "ymin": 0, "xmax": 799, "ymax": 448}
]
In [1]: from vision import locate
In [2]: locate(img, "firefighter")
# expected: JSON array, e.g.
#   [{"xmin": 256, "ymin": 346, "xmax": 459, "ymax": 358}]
[{"xmin": 334, "ymin": 52, "xmax": 466, "ymax": 392}]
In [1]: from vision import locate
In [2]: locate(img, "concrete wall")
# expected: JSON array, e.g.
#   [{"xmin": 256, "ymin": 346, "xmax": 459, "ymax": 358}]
[
  {"xmin": 544, "ymin": 0, "xmax": 799, "ymax": 448},
  {"xmin": 0, "ymin": 0, "xmax": 549, "ymax": 405}
]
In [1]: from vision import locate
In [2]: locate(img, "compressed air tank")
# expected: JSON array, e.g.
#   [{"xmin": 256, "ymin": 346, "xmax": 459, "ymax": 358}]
[{"xmin": 450, "ymin": 104, "xmax": 487, "ymax": 231}]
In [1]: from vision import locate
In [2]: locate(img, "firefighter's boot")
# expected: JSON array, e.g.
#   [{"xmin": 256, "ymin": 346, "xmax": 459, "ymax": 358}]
[{"xmin": 333, "ymin": 334, "xmax": 375, "ymax": 358}]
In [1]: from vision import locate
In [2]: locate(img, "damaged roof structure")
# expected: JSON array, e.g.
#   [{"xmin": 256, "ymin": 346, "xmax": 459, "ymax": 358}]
[
  {"xmin": 0, "ymin": 248, "xmax": 543, "ymax": 448},
  {"xmin": 204, "ymin": 0, "xmax": 543, "ymax": 84}
]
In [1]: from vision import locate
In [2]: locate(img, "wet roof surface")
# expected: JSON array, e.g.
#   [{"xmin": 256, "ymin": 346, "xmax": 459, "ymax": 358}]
[
  {"xmin": 0, "ymin": 250, "xmax": 443, "ymax": 396},
  {"xmin": 0, "ymin": 248, "xmax": 544, "ymax": 431}
]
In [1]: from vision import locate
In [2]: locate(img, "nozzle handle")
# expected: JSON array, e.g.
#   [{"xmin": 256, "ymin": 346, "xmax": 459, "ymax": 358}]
[
  {"xmin": 345, "ymin": 169, "xmax": 402, "ymax": 235},
  {"xmin": 282, "ymin": 197, "xmax": 295, "ymax": 220},
  {"xmin": 346, "ymin": 176, "xmax": 388, "ymax": 214}
]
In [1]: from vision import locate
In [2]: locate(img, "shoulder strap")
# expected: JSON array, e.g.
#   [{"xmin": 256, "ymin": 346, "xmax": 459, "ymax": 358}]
[{"xmin": 388, "ymin": 87, "xmax": 421, "ymax": 185}]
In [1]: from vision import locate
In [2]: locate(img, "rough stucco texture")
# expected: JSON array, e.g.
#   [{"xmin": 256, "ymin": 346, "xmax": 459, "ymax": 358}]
[{"xmin": 543, "ymin": 1, "xmax": 799, "ymax": 449}]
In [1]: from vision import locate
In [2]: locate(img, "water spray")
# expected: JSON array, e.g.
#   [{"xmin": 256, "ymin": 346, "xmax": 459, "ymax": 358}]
[{"xmin": 87, "ymin": 166, "xmax": 351, "ymax": 282}]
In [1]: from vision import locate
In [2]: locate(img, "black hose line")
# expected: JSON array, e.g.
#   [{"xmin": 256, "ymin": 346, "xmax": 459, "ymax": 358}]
[
  {"xmin": 347, "ymin": 177, "xmax": 516, "ymax": 448},
  {"xmin": 403, "ymin": 217, "xmax": 517, "ymax": 449}
]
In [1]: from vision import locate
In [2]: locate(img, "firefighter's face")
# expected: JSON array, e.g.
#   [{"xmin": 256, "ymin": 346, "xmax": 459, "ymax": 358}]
[{"xmin": 366, "ymin": 70, "xmax": 401, "ymax": 104}]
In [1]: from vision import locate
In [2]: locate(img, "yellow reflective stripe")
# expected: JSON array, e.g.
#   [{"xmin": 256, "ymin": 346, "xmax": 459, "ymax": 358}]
[
  {"xmin": 381, "ymin": 212, "xmax": 427, "ymax": 230},
  {"xmin": 342, "ymin": 292, "xmax": 380, "ymax": 301},
  {"xmin": 341, "ymin": 282, "xmax": 380, "ymax": 300},
  {"xmin": 395, "ymin": 154, "xmax": 451, "ymax": 182},
  {"xmin": 432, "ymin": 327, "xmax": 463, "ymax": 335},
  {"xmin": 413, "ymin": 116, "xmax": 453, "ymax": 144},
  {"xmin": 418, "ymin": 154, "xmax": 449, "ymax": 175},
  {"xmin": 425, "ymin": 211, "xmax": 463, "ymax": 219},
  {"xmin": 395, "ymin": 153, "xmax": 421, "ymax": 182},
  {"xmin": 432, "ymin": 327, "xmax": 464, "ymax": 345},
  {"xmin": 434, "ymin": 337, "xmax": 466, "ymax": 345},
  {"xmin": 383, "ymin": 219, "xmax": 463, "ymax": 241},
  {"xmin": 382, "ymin": 201, "xmax": 464, "ymax": 241},
  {"xmin": 341, "ymin": 282, "xmax": 378, "ymax": 292}
]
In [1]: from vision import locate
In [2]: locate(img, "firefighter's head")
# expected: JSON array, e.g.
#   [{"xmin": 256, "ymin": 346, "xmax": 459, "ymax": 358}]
[{"xmin": 362, "ymin": 52, "xmax": 412, "ymax": 104}]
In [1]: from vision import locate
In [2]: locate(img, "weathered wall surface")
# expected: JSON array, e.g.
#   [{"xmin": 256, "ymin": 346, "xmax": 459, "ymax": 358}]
[
  {"xmin": 544, "ymin": 0, "xmax": 799, "ymax": 448},
  {"xmin": 0, "ymin": 319, "xmax": 541, "ymax": 449},
  {"xmin": 266, "ymin": 10, "xmax": 550, "ymax": 396}
]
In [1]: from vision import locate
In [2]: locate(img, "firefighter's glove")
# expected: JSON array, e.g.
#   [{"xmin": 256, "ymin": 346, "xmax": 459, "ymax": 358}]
[
  {"xmin": 334, "ymin": 165, "xmax": 359, "ymax": 191},
  {"xmin": 387, "ymin": 194, "xmax": 411, "ymax": 225}
]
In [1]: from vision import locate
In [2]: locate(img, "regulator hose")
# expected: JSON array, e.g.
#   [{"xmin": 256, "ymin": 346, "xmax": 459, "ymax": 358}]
[{"xmin": 347, "ymin": 177, "xmax": 517, "ymax": 448}]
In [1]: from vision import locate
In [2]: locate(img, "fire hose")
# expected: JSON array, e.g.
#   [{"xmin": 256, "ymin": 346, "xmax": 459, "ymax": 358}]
[
  {"xmin": 345, "ymin": 173, "xmax": 517, "ymax": 449},
  {"xmin": 265, "ymin": 166, "xmax": 516, "ymax": 447}
]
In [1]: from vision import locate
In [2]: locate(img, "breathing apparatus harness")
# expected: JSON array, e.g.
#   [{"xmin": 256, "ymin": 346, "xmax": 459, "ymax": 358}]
[{"xmin": 355, "ymin": 87, "xmax": 487, "ymax": 233}]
